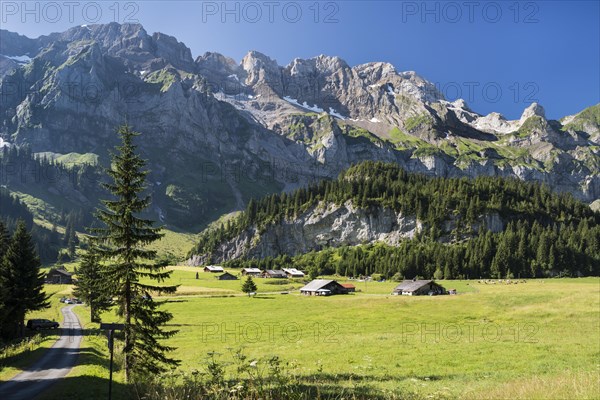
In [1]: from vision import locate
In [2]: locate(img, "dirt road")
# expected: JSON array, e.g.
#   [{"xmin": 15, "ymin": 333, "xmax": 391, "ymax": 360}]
[{"xmin": 0, "ymin": 305, "xmax": 82, "ymax": 400}]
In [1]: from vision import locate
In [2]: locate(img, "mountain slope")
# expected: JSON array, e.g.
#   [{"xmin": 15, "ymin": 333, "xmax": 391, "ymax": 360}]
[
  {"xmin": 189, "ymin": 162, "xmax": 600, "ymax": 279},
  {"xmin": 188, "ymin": 162, "xmax": 600, "ymax": 269},
  {"xmin": 0, "ymin": 23, "xmax": 598, "ymax": 233}
]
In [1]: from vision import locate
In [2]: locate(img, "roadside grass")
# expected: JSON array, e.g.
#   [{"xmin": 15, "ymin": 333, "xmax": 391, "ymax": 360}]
[
  {"xmin": 36, "ymin": 305, "xmax": 129, "ymax": 400},
  {"xmin": 0, "ymin": 285, "xmax": 71, "ymax": 380},
  {"xmin": 465, "ymin": 369, "xmax": 600, "ymax": 399},
  {"xmin": 0, "ymin": 334, "xmax": 57, "ymax": 382}
]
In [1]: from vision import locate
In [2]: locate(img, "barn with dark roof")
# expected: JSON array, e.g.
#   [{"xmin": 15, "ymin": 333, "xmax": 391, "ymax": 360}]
[
  {"xmin": 299, "ymin": 279, "xmax": 348, "ymax": 296},
  {"xmin": 392, "ymin": 280, "xmax": 446, "ymax": 296},
  {"xmin": 262, "ymin": 270, "xmax": 287, "ymax": 279}
]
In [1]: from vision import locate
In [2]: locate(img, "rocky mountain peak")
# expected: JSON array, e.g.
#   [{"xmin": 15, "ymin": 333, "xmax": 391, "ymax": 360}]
[
  {"xmin": 353, "ymin": 62, "xmax": 396, "ymax": 82},
  {"xmin": 0, "ymin": 29, "xmax": 38, "ymax": 56},
  {"xmin": 33, "ymin": 23, "xmax": 194, "ymax": 72},
  {"xmin": 520, "ymin": 102, "xmax": 546, "ymax": 122},
  {"xmin": 241, "ymin": 50, "xmax": 281, "ymax": 87},
  {"xmin": 150, "ymin": 31, "xmax": 194, "ymax": 68},
  {"xmin": 196, "ymin": 52, "xmax": 238, "ymax": 71},
  {"xmin": 313, "ymin": 54, "xmax": 349, "ymax": 73},
  {"xmin": 242, "ymin": 50, "xmax": 278, "ymax": 69},
  {"xmin": 286, "ymin": 55, "xmax": 349, "ymax": 77},
  {"xmin": 57, "ymin": 22, "xmax": 149, "ymax": 49},
  {"xmin": 450, "ymin": 99, "xmax": 471, "ymax": 111}
]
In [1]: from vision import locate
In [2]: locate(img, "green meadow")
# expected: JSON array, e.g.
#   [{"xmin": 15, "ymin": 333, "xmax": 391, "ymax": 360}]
[
  {"xmin": 3, "ymin": 271, "xmax": 599, "ymax": 399},
  {"xmin": 157, "ymin": 274, "xmax": 600, "ymax": 398}
]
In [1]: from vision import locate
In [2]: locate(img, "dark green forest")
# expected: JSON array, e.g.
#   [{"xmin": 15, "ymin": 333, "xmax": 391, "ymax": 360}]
[
  {"xmin": 192, "ymin": 161, "xmax": 600, "ymax": 278},
  {"xmin": 0, "ymin": 145, "xmax": 96, "ymax": 262},
  {"xmin": 0, "ymin": 189, "xmax": 63, "ymax": 263}
]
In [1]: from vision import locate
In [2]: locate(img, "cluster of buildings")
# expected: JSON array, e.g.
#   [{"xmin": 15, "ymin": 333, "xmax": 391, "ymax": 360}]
[
  {"xmin": 46, "ymin": 265, "xmax": 451, "ymax": 298},
  {"xmin": 297, "ymin": 279, "xmax": 448, "ymax": 296},
  {"xmin": 202, "ymin": 265, "xmax": 449, "ymax": 297},
  {"xmin": 202, "ymin": 265, "xmax": 306, "ymax": 280}
]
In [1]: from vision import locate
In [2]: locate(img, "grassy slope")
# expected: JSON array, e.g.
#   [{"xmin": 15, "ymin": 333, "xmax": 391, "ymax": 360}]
[{"xmin": 146, "ymin": 229, "xmax": 199, "ymax": 261}]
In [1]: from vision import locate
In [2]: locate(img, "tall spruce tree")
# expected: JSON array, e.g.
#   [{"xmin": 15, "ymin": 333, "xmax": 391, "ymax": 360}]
[
  {"xmin": 0, "ymin": 220, "xmax": 10, "ymax": 333},
  {"xmin": 66, "ymin": 220, "xmax": 77, "ymax": 259},
  {"xmin": 0, "ymin": 220, "xmax": 10, "ymax": 257},
  {"xmin": 72, "ymin": 241, "xmax": 111, "ymax": 323},
  {"xmin": 0, "ymin": 220, "xmax": 49, "ymax": 338},
  {"xmin": 93, "ymin": 125, "xmax": 178, "ymax": 380}
]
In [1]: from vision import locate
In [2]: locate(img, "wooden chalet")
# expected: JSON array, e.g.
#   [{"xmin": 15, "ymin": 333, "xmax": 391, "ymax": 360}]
[
  {"xmin": 217, "ymin": 272, "xmax": 238, "ymax": 280},
  {"xmin": 283, "ymin": 268, "xmax": 305, "ymax": 278},
  {"xmin": 46, "ymin": 268, "xmax": 73, "ymax": 284},
  {"xmin": 262, "ymin": 270, "xmax": 287, "ymax": 279},
  {"xmin": 241, "ymin": 268, "xmax": 262, "ymax": 276},
  {"xmin": 392, "ymin": 280, "xmax": 446, "ymax": 296},
  {"xmin": 204, "ymin": 265, "xmax": 224, "ymax": 273},
  {"xmin": 341, "ymin": 283, "xmax": 356, "ymax": 293},
  {"xmin": 299, "ymin": 279, "xmax": 348, "ymax": 296}
]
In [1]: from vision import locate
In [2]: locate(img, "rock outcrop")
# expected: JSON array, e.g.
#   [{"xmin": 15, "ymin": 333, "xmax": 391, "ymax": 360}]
[{"xmin": 196, "ymin": 200, "xmax": 506, "ymax": 264}]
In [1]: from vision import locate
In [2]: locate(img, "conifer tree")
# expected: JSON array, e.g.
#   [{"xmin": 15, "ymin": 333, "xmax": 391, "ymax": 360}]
[
  {"xmin": 241, "ymin": 276, "xmax": 257, "ymax": 294},
  {"xmin": 92, "ymin": 125, "xmax": 178, "ymax": 380},
  {"xmin": 0, "ymin": 220, "xmax": 10, "ymax": 258},
  {"xmin": 0, "ymin": 220, "xmax": 49, "ymax": 338},
  {"xmin": 0, "ymin": 220, "xmax": 10, "ymax": 335},
  {"xmin": 72, "ymin": 241, "xmax": 111, "ymax": 322}
]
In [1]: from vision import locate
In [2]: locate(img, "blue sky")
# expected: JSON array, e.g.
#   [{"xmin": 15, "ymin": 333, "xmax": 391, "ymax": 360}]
[{"xmin": 2, "ymin": 0, "xmax": 598, "ymax": 119}]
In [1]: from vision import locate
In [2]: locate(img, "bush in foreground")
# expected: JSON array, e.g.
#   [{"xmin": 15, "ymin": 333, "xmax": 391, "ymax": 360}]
[{"xmin": 133, "ymin": 349, "xmax": 425, "ymax": 400}]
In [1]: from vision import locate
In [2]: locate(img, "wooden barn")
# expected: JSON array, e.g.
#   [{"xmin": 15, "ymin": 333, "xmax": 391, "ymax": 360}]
[
  {"xmin": 204, "ymin": 265, "xmax": 224, "ymax": 273},
  {"xmin": 262, "ymin": 270, "xmax": 287, "ymax": 279},
  {"xmin": 300, "ymin": 280, "xmax": 348, "ymax": 296},
  {"xmin": 283, "ymin": 268, "xmax": 305, "ymax": 278},
  {"xmin": 241, "ymin": 268, "xmax": 262, "ymax": 276},
  {"xmin": 392, "ymin": 280, "xmax": 446, "ymax": 296},
  {"xmin": 341, "ymin": 283, "xmax": 356, "ymax": 293},
  {"xmin": 46, "ymin": 268, "xmax": 73, "ymax": 284},
  {"xmin": 217, "ymin": 272, "xmax": 238, "ymax": 280}
]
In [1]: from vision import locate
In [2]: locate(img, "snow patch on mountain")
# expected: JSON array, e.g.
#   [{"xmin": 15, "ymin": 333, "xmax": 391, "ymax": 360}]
[
  {"xmin": 329, "ymin": 108, "xmax": 347, "ymax": 120},
  {"xmin": 283, "ymin": 96, "xmax": 325, "ymax": 113}
]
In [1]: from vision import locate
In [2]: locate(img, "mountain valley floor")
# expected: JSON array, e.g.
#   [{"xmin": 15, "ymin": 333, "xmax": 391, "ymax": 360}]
[{"xmin": 5, "ymin": 273, "xmax": 599, "ymax": 399}]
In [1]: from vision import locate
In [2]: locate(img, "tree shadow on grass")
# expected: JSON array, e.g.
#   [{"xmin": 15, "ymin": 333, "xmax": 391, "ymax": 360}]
[
  {"xmin": 303, "ymin": 371, "xmax": 450, "ymax": 383},
  {"xmin": 287, "ymin": 383, "xmax": 406, "ymax": 400},
  {"xmin": 0, "ymin": 328, "xmax": 108, "ymax": 373},
  {"xmin": 0, "ymin": 346, "xmax": 49, "ymax": 374},
  {"xmin": 0, "ymin": 347, "xmax": 124, "ymax": 400},
  {"xmin": 284, "ymin": 379, "xmax": 422, "ymax": 400},
  {"xmin": 286, "ymin": 372, "xmax": 452, "ymax": 399},
  {"xmin": 35, "ymin": 375, "xmax": 130, "ymax": 400}
]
